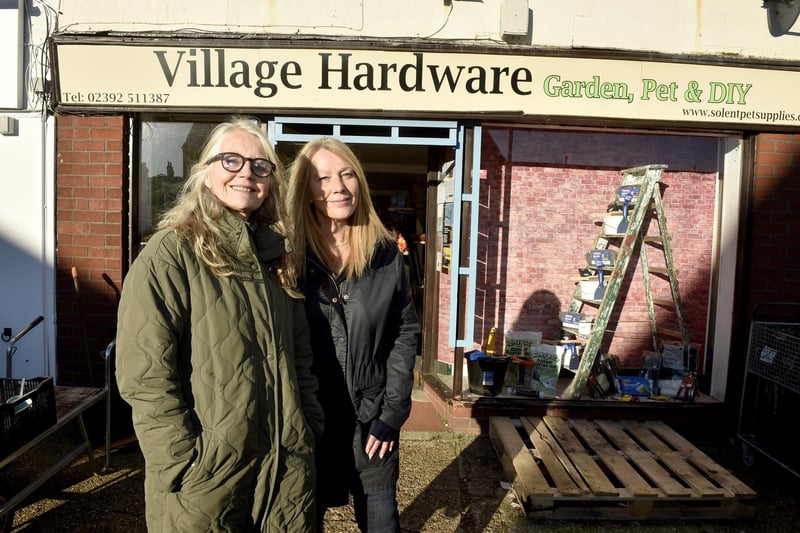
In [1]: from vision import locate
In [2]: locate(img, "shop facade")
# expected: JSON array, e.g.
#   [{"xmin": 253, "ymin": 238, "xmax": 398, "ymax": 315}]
[{"xmin": 3, "ymin": 1, "xmax": 800, "ymax": 432}]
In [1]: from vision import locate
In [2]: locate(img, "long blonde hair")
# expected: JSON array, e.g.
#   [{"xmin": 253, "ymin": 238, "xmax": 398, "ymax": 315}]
[
  {"xmin": 157, "ymin": 116, "xmax": 297, "ymax": 291},
  {"xmin": 287, "ymin": 137, "xmax": 392, "ymax": 279}
]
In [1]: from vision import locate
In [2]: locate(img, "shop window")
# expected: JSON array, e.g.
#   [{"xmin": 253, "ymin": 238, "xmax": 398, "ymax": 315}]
[{"xmin": 136, "ymin": 116, "xmax": 224, "ymax": 250}]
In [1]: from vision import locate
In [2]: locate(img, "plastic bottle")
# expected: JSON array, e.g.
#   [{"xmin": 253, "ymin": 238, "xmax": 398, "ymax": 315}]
[{"xmin": 486, "ymin": 326, "xmax": 497, "ymax": 356}]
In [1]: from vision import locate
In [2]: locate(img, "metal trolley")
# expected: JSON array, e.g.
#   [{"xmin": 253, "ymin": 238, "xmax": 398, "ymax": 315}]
[
  {"xmin": 737, "ymin": 303, "xmax": 800, "ymax": 478},
  {"xmin": 0, "ymin": 316, "xmax": 112, "ymax": 531}
]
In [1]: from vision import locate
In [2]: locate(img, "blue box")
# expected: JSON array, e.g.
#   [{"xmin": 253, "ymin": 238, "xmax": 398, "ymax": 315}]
[{"xmin": 618, "ymin": 376, "xmax": 652, "ymax": 396}]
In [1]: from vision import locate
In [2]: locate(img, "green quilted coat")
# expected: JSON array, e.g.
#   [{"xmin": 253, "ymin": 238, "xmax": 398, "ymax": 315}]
[{"xmin": 116, "ymin": 211, "xmax": 324, "ymax": 532}]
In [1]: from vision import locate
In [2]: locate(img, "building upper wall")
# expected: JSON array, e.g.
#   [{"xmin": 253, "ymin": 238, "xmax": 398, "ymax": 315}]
[{"xmin": 52, "ymin": 0, "xmax": 800, "ymax": 62}]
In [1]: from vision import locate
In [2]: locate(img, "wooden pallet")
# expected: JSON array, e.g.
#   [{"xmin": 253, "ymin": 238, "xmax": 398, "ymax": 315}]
[{"xmin": 489, "ymin": 415, "xmax": 757, "ymax": 521}]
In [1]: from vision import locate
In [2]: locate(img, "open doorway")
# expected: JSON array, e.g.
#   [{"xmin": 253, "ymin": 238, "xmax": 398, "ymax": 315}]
[{"xmin": 358, "ymin": 143, "xmax": 428, "ymax": 318}]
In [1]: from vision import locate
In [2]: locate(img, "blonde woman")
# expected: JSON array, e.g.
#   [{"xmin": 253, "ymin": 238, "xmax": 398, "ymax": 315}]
[
  {"xmin": 116, "ymin": 117, "xmax": 323, "ymax": 532},
  {"xmin": 288, "ymin": 137, "xmax": 419, "ymax": 532}
]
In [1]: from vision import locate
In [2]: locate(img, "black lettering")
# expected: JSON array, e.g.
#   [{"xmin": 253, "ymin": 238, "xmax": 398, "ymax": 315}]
[
  {"xmin": 488, "ymin": 67, "xmax": 509, "ymax": 94},
  {"xmin": 465, "ymin": 66, "xmax": 488, "ymax": 94},
  {"xmin": 399, "ymin": 52, "xmax": 424, "ymax": 92},
  {"xmin": 320, "ymin": 53, "xmax": 351, "ymax": 89},
  {"xmin": 281, "ymin": 61, "xmax": 302, "ymax": 89},
  {"xmin": 187, "ymin": 49, "xmax": 199, "ymax": 87},
  {"xmin": 254, "ymin": 61, "xmax": 278, "ymax": 98},
  {"xmin": 427, "ymin": 64, "xmax": 464, "ymax": 92},
  {"xmin": 229, "ymin": 60, "xmax": 251, "ymax": 88},
  {"xmin": 215, "ymin": 49, "xmax": 227, "ymax": 87},
  {"xmin": 153, "ymin": 50, "xmax": 184, "ymax": 87},
  {"xmin": 511, "ymin": 68, "xmax": 532, "ymax": 95},
  {"xmin": 353, "ymin": 62, "xmax": 376, "ymax": 91},
  {"xmin": 201, "ymin": 49, "xmax": 213, "ymax": 87},
  {"xmin": 378, "ymin": 64, "xmax": 396, "ymax": 91}
]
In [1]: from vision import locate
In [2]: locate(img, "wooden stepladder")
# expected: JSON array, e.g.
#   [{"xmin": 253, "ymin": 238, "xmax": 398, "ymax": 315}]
[{"xmin": 563, "ymin": 164, "xmax": 690, "ymax": 399}]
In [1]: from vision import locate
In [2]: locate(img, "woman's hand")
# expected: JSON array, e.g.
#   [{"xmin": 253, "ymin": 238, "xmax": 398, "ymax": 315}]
[{"xmin": 366, "ymin": 419, "xmax": 399, "ymax": 459}]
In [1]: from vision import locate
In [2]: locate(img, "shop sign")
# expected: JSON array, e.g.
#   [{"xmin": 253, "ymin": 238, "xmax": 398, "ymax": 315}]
[{"xmin": 52, "ymin": 41, "xmax": 800, "ymax": 127}]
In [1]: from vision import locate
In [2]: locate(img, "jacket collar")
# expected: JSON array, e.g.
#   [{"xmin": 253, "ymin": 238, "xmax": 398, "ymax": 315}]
[
  {"xmin": 252, "ymin": 223, "xmax": 291, "ymax": 263},
  {"xmin": 218, "ymin": 209, "xmax": 290, "ymax": 264}
]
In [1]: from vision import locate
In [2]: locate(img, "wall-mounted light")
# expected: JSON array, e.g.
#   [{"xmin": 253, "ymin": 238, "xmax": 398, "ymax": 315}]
[
  {"xmin": 0, "ymin": 116, "xmax": 18, "ymax": 135},
  {"xmin": 500, "ymin": 0, "xmax": 530, "ymax": 44},
  {"xmin": 763, "ymin": 0, "xmax": 800, "ymax": 36}
]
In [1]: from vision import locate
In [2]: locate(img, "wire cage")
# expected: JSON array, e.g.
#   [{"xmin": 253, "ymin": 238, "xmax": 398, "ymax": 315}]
[
  {"xmin": 745, "ymin": 322, "xmax": 800, "ymax": 394},
  {"xmin": 738, "ymin": 303, "xmax": 800, "ymax": 478}
]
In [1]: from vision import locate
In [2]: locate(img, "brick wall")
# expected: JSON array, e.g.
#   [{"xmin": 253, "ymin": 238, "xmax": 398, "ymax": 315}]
[
  {"xmin": 55, "ymin": 114, "xmax": 127, "ymax": 386},
  {"xmin": 749, "ymin": 133, "xmax": 800, "ymax": 310}
]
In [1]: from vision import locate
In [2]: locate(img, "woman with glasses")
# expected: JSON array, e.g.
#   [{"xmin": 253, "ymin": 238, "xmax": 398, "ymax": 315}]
[
  {"xmin": 115, "ymin": 116, "xmax": 324, "ymax": 532},
  {"xmin": 287, "ymin": 137, "xmax": 420, "ymax": 533}
]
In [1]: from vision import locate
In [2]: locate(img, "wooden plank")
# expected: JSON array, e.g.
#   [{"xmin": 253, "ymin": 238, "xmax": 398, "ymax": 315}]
[
  {"xmin": 647, "ymin": 266, "xmax": 679, "ymax": 275},
  {"xmin": 488, "ymin": 417, "xmax": 553, "ymax": 498},
  {"xmin": 595, "ymin": 419, "xmax": 693, "ymax": 497},
  {"xmin": 644, "ymin": 421, "xmax": 757, "ymax": 498},
  {"xmin": 54, "ymin": 386, "xmax": 105, "ymax": 420},
  {"xmin": 520, "ymin": 417, "xmax": 585, "ymax": 496},
  {"xmin": 657, "ymin": 452, "xmax": 727, "ymax": 497},
  {"xmin": 522, "ymin": 416, "xmax": 591, "ymax": 493},
  {"xmin": 652, "ymin": 298, "xmax": 676, "ymax": 307},
  {"xmin": 542, "ymin": 416, "xmax": 618, "ymax": 496},
  {"xmin": 568, "ymin": 419, "xmax": 659, "ymax": 497},
  {"xmin": 657, "ymin": 327, "xmax": 684, "ymax": 338},
  {"xmin": 620, "ymin": 420, "xmax": 673, "ymax": 454},
  {"xmin": 623, "ymin": 421, "xmax": 726, "ymax": 497}
]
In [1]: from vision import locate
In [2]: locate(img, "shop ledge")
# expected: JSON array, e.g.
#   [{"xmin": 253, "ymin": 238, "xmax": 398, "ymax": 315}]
[{"xmin": 421, "ymin": 373, "xmax": 726, "ymax": 442}]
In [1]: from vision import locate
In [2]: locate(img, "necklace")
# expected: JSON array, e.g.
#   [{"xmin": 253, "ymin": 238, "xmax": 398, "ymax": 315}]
[{"xmin": 330, "ymin": 241, "xmax": 349, "ymax": 248}]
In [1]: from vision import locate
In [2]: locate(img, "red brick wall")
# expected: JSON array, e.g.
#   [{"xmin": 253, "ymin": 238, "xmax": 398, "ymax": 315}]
[
  {"xmin": 55, "ymin": 114, "xmax": 127, "ymax": 386},
  {"xmin": 749, "ymin": 133, "xmax": 800, "ymax": 310},
  {"xmin": 436, "ymin": 127, "xmax": 715, "ymax": 372}
]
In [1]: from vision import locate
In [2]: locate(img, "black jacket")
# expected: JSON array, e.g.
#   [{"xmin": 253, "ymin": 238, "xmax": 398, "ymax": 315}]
[{"xmin": 301, "ymin": 240, "xmax": 419, "ymax": 498}]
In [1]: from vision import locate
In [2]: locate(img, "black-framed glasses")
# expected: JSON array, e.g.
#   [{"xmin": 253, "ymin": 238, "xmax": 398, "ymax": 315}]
[{"xmin": 207, "ymin": 152, "xmax": 275, "ymax": 178}]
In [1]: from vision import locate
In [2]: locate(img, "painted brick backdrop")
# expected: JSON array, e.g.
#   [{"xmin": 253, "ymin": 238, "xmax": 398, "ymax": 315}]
[
  {"xmin": 55, "ymin": 114, "xmax": 127, "ymax": 386},
  {"xmin": 437, "ymin": 127, "xmax": 716, "ymax": 373}
]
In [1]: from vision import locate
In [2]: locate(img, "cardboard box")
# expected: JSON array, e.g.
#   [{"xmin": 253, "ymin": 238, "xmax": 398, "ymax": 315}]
[
  {"xmin": 579, "ymin": 280, "xmax": 602, "ymax": 300},
  {"xmin": 603, "ymin": 215, "xmax": 624, "ymax": 234}
]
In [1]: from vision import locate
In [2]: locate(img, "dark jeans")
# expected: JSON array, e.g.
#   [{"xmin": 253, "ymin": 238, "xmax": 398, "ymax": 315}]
[
  {"xmin": 353, "ymin": 485, "xmax": 400, "ymax": 533},
  {"xmin": 318, "ymin": 485, "xmax": 399, "ymax": 533}
]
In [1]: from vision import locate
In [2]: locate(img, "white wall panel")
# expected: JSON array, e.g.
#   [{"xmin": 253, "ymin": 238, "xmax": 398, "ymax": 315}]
[
  {"xmin": 0, "ymin": 0, "xmax": 23, "ymax": 109},
  {"xmin": 0, "ymin": 115, "xmax": 54, "ymax": 379}
]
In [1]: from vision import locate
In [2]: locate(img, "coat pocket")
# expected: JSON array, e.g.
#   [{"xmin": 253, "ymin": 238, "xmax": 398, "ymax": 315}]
[
  {"xmin": 354, "ymin": 382, "xmax": 385, "ymax": 422},
  {"xmin": 174, "ymin": 432, "xmax": 206, "ymax": 491}
]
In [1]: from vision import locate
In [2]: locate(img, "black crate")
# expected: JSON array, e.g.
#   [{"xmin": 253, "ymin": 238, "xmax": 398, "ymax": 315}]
[{"xmin": 0, "ymin": 377, "xmax": 57, "ymax": 458}]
